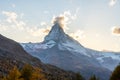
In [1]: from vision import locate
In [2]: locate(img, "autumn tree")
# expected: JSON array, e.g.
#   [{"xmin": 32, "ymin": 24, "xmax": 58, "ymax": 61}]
[
  {"xmin": 2, "ymin": 66, "xmax": 22, "ymax": 80},
  {"xmin": 31, "ymin": 67, "xmax": 47, "ymax": 80},
  {"xmin": 2, "ymin": 64, "xmax": 47, "ymax": 80},
  {"xmin": 20, "ymin": 64, "xmax": 47, "ymax": 80},
  {"xmin": 20, "ymin": 64, "xmax": 33, "ymax": 80}
]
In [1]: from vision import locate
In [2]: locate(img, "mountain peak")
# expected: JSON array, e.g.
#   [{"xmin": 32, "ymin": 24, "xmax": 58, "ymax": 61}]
[{"xmin": 44, "ymin": 23, "xmax": 66, "ymax": 42}]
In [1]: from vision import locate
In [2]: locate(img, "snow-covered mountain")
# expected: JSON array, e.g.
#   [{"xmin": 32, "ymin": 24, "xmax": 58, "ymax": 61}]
[
  {"xmin": 21, "ymin": 22, "xmax": 120, "ymax": 80},
  {"xmin": 87, "ymin": 49, "xmax": 120, "ymax": 71}
]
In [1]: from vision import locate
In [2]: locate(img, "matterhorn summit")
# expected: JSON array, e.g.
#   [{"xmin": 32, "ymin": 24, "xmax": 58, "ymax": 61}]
[
  {"xmin": 44, "ymin": 16, "xmax": 67, "ymax": 42},
  {"xmin": 44, "ymin": 16, "xmax": 87, "ymax": 54}
]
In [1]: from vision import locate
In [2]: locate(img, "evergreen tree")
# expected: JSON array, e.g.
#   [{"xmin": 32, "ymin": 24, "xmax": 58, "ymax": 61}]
[
  {"xmin": 110, "ymin": 64, "xmax": 120, "ymax": 80},
  {"xmin": 76, "ymin": 72, "xmax": 85, "ymax": 80},
  {"xmin": 89, "ymin": 75, "xmax": 99, "ymax": 80}
]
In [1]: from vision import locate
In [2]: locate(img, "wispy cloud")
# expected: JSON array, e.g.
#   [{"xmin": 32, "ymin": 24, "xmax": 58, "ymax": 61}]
[
  {"xmin": 1, "ymin": 11, "xmax": 50, "ymax": 39},
  {"xmin": 109, "ymin": 0, "xmax": 117, "ymax": 7},
  {"xmin": 2, "ymin": 11, "xmax": 18, "ymax": 23},
  {"xmin": 111, "ymin": 26, "xmax": 120, "ymax": 36},
  {"xmin": 1, "ymin": 9, "xmax": 80, "ymax": 42},
  {"xmin": 26, "ymin": 27, "xmax": 50, "ymax": 39},
  {"xmin": 2, "ymin": 11, "xmax": 26, "ymax": 30},
  {"xmin": 70, "ymin": 30, "xmax": 86, "ymax": 42},
  {"xmin": 0, "ymin": 24, "xmax": 7, "ymax": 31},
  {"xmin": 40, "ymin": 22, "xmax": 47, "ymax": 26}
]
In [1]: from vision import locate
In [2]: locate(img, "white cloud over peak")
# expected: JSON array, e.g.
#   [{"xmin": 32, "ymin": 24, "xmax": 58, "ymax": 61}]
[{"xmin": 51, "ymin": 9, "xmax": 79, "ymax": 31}]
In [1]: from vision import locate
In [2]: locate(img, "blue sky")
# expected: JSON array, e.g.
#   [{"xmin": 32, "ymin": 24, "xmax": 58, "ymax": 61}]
[{"xmin": 0, "ymin": 0, "xmax": 120, "ymax": 51}]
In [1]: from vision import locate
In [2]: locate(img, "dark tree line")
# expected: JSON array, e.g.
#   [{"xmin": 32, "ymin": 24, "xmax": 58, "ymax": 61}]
[{"xmin": 1, "ymin": 64, "xmax": 120, "ymax": 80}]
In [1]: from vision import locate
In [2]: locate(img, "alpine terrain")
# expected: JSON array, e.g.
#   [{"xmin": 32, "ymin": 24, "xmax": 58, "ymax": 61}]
[
  {"xmin": 21, "ymin": 20, "xmax": 120, "ymax": 80},
  {"xmin": 0, "ymin": 34, "xmax": 78, "ymax": 80}
]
